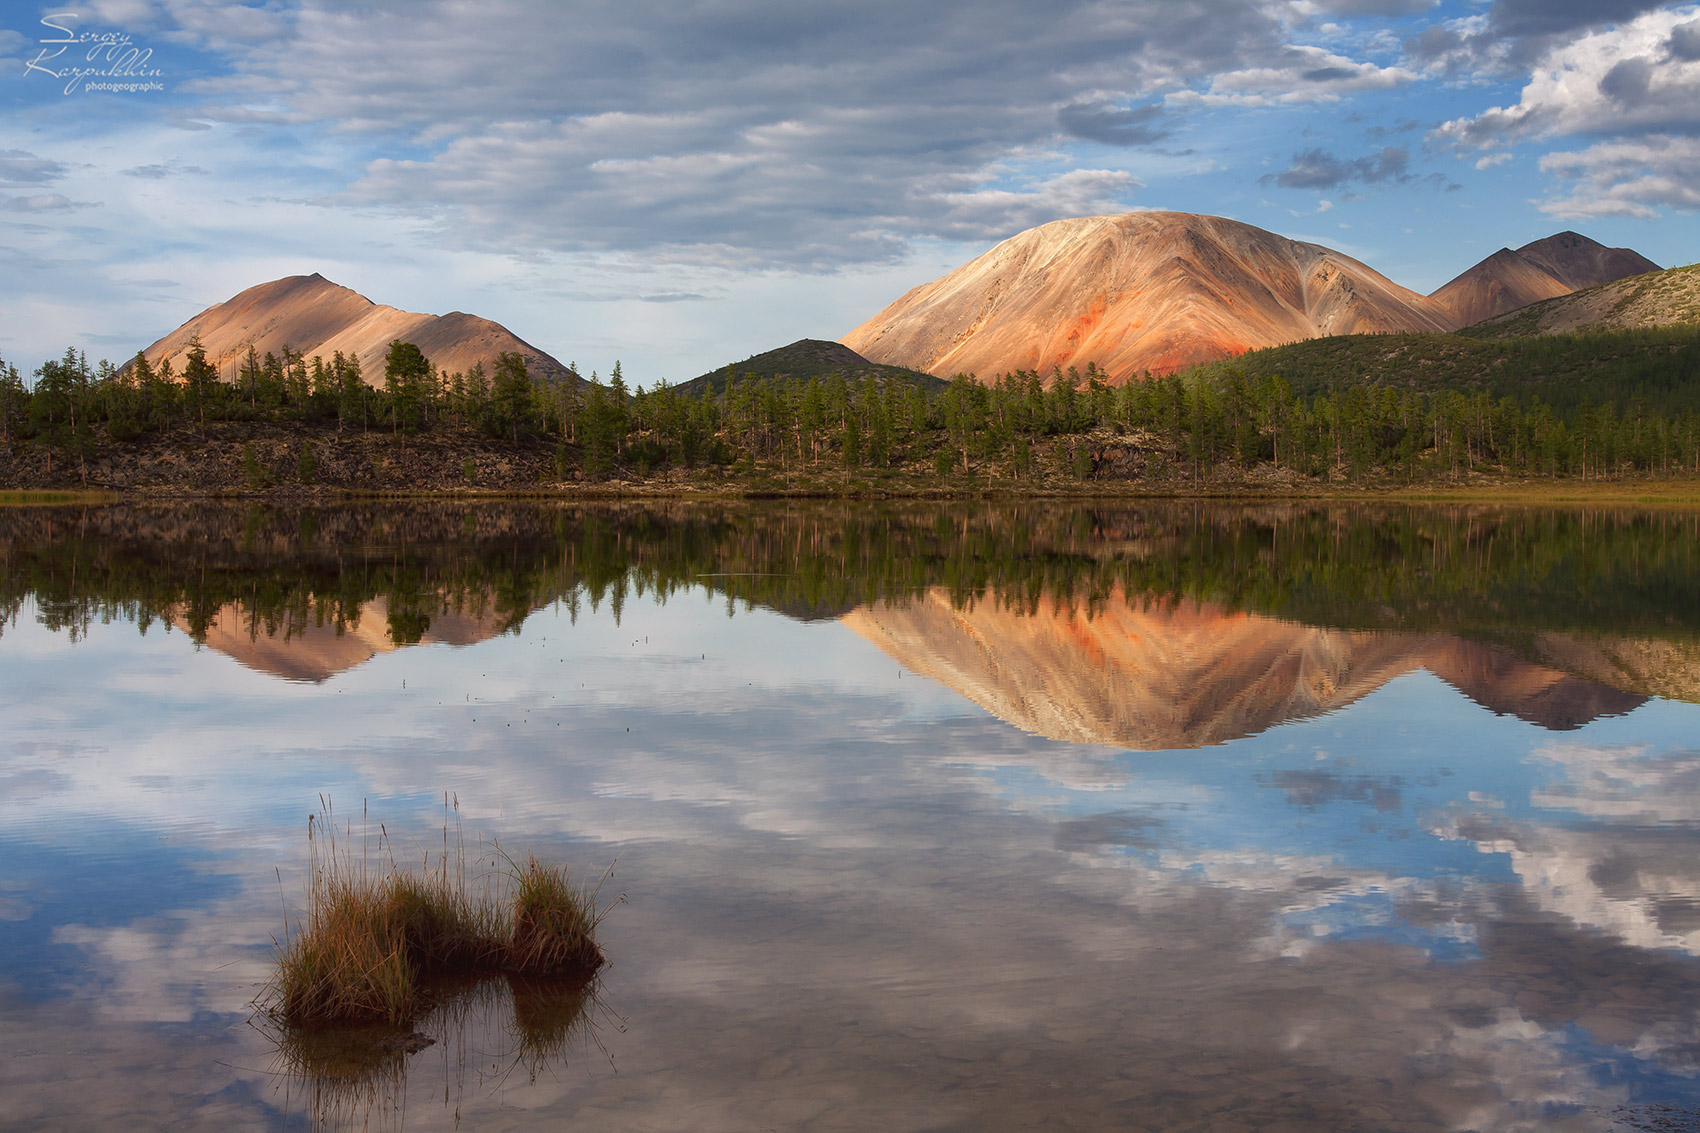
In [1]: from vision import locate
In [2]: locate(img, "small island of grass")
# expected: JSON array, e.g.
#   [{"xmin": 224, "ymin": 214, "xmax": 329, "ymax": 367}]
[{"xmin": 264, "ymin": 804, "xmax": 612, "ymax": 1029}]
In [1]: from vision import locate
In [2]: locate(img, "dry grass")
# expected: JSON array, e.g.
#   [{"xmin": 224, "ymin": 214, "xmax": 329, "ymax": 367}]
[
  {"xmin": 509, "ymin": 855, "xmax": 606, "ymax": 976},
  {"xmin": 264, "ymin": 798, "xmax": 614, "ymax": 1028},
  {"xmin": 0, "ymin": 490, "xmax": 119, "ymax": 506}
]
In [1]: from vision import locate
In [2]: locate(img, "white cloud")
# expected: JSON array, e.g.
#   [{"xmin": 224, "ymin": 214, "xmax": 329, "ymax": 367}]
[
  {"xmin": 138, "ymin": 0, "xmax": 1407, "ymax": 270},
  {"xmin": 1170, "ymin": 45, "xmax": 1418, "ymax": 107},
  {"xmin": 0, "ymin": 151, "xmax": 69, "ymax": 185},
  {"xmin": 1437, "ymin": 6, "xmax": 1700, "ymax": 146},
  {"xmin": 1537, "ymin": 135, "xmax": 1700, "ymax": 218},
  {"xmin": 1429, "ymin": 7, "xmax": 1700, "ymax": 221},
  {"xmin": 928, "ymin": 169, "xmax": 1144, "ymax": 238},
  {"xmin": 3, "ymin": 193, "xmax": 96, "ymax": 212}
]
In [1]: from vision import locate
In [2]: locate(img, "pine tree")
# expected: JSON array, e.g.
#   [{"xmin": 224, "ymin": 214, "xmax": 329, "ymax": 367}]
[
  {"xmin": 384, "ymin": 340, "xmax": 431, "ymax": 433},
  {"xmin": 182, "ymin": 336, "xmax": 219, "ymax": 432},
  {"xmin": 489, "ymin": 351, "xmax": 534, "ymax": 444},
  {"xmin": 0, "ymin": 354, "xmax": 25, "ymax": 446}
]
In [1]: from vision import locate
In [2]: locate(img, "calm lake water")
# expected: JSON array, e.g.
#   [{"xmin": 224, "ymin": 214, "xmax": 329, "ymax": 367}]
[{"xmin": 4, "ymin": 501, "xmax": 1700, "ymax": 1131}]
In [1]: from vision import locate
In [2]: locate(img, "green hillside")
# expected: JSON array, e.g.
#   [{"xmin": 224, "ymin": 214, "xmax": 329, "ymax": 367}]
[
  {"xmin": 1183, "ymin": 325, "xmax": 1700, "ymax": 415},
  {"xmin": 1465, "ymin": 262, "xmax": 1700, "ymax": 339},
  {"xmin": 675, "ymin": 338, "xmax": 946, "ymax": 397}
]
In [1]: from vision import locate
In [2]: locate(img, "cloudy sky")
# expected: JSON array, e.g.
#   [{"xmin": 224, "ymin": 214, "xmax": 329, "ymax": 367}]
[{"xmin": 3, "ymin": 0, "xmax": 1699, "ymax": 383}]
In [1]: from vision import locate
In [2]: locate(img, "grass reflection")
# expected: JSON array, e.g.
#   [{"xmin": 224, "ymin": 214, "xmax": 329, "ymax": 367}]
[
  {"xmin": 263, "ymin": 799, "xmax": 614, "ymax": 1028},
  {"xmin": 254, "ymin": 798, "xmax": 619, "ymax": 1127},
  {"xmin": 259, "ymin": 968, "xmax": 609, "ymax": 1130}
]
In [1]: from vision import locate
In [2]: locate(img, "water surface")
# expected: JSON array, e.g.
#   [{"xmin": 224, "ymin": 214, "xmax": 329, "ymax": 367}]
[{"xmin": 3, "ymin": 502, "xmax": 1700, "ymax": 1130}]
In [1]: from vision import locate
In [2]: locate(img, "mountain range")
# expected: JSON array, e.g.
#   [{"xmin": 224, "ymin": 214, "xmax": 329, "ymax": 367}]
[
  {"xmin": 173, "ymin": 582, "xmax": 1687, "ymax": 742},
  {"xmin": 135, "ymin": 273, "xmax": 576, "ymax": 387},
  {"xmin": 1465, "ymin": 260, "xmax": 1700, "ymax": 339},
  {"xmin": 842, "ymin": 587, "xmax": 1688, "ymax": 750},
  {"xmin": 125, "ymin": 215, "xmax": 1663, "ymax": 395},
  {"xmin": 840, "ymin": 212, "xmax": 1659, "ymax": 383},
  {"xmin": 1429, "ymin": 232, "xmax": 1659, "ymax": 328}
]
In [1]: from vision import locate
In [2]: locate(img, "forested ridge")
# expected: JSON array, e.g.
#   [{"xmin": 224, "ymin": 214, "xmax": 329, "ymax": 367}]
[{"xmin": 4, "ymin": 325, "xmax": 1700, "ymax": 492}]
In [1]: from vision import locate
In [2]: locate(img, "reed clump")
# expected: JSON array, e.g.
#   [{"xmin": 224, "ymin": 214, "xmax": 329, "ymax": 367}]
[{"xmin": 267, "ymin": 800, "xmax": 612, "ymax": 1028}]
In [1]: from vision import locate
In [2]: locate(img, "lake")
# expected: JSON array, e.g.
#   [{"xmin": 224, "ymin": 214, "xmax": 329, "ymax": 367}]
[{"xmin": 3, "ymin": 500, "xmax": 1700, "ymax": 1131}]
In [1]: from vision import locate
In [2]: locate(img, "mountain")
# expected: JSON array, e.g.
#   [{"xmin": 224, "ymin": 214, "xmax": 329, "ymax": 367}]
[
  {"xmin": 842, "ymin": 590, "xmax": 1419, "ymax": 748},
  {"xmin": 175, "ymin": 596, "xmax": 515, "ymax": 682},
  {"xmin": 674, "ymin": 338, "xmax": 946, "ymax": 396},
  {"xmin": 839, "ymin": 211, "xmax": 1459, "ymax": 384},
  {"xmin": 1464, "ymin": 261, "xmax": 1700, "ymax": 339},
  {"xmin": 1429, "ymin": 232, "xmax": 1659, "ymax": 327},
  {"xmin": 840, "ymin": 587, "xmax": 1664, "ymax": 750},
  {"xmin": 135, "ymin": 273, "xmax": 577, "ymax": 387}
]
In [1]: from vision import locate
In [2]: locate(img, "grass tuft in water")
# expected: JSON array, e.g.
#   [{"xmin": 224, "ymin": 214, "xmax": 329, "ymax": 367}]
[
  {"xmin": 509, "ymin": 855, "xmax": 607, "ymax": 976},
  {"xmin": 266, "ymin": 798, "xmax": 612, "ymax": 1028}
]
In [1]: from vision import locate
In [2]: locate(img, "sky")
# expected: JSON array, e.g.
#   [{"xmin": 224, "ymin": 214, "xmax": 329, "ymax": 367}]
[{"xmin": 3, "ymin": 0, "xmax": 1699, "ymax": 386}]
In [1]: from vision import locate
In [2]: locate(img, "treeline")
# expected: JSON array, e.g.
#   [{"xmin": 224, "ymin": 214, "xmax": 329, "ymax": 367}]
[
  {"xmin": 5, "ymin": 502, "xmax": 1699, "ymax": 651},
  {"xmin": 2, "ymin": 338, "xmax": 557, "ymax": 451},
  {"xmin": 5, "ymin": 336, "xmax": 1700, "ymax": 484},
  {"xmin": 647, "ymin": 363, "xmax": 1697, "ymax": 481}
]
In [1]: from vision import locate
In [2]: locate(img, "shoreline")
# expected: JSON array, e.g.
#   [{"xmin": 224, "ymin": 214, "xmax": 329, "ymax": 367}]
[
  {"xmin": 8, "ymin": 419, "xmax": 1700, "ymax": 506},
  {"xmin": 8, "ymin": 479, "xmax": 1700, "ymax": 506}
]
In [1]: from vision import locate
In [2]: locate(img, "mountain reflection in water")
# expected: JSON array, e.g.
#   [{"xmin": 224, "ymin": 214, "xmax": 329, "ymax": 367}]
[
  {"xmin": 844, "ymin": 587, "xmax": 1657, "ymax": 748},
  {"xmin": 4, "ymin": 501, "xmax": 1700, "ymax": 1130}
]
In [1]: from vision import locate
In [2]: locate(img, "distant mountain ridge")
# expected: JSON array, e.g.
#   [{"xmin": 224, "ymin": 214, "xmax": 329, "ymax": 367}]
[
  {"xmin": 1465, "ymin": 261, "xmax": 1700, "ymax": 339},
  {"xmin": 840, "ymin": 212, "xmax": 1659, "ymax": 384},
  {"xmin": 675, "ymin": 338, "xmax": 945, "ymax": 396},
  {"xmin": 1430, "ymin": 232, "xmax": 1658, "ymax": 327},
  {"xmin": 136, "ymin": 274, "xmax": 577, "ymax": 387}
]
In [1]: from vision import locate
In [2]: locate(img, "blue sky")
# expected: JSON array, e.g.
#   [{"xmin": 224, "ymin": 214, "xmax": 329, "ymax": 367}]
[{"xmin": 3, "ymin": 0, "xmax": 1699, "ymax": 384}]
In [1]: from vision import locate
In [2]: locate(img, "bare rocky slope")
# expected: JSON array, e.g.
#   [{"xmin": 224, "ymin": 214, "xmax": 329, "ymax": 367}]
[
  {"xmin": 135, "ymin": 273, "xmax": 576, "ymax": 387},
  {"xmin": 840, "ymin": 211, "xmax": 1458, "ymax": 383},
  {"xmin": 841, "ymin": 213, "xmax": 1658, "ymax": 383},
  {"xmin": 1429, "ymin": 232, "xmax": 1659, "ymax": 327}
]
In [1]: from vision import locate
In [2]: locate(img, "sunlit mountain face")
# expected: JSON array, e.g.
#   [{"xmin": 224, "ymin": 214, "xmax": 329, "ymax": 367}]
[{"xmin": 4, "ymin": 501, "xmax": 1700, "ymax": 1129}]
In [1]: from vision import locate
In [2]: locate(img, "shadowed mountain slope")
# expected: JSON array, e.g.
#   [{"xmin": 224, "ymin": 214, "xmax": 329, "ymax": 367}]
[
  {"xmin": 136, "ymin": 274, "xmax": 577, "ymax": 388},
  {"xmin": 840, "ymin": 211, "xmax": 1459, "ymax": 383},
  {"xmin": 1430, "ymin": 232, "xmax": 1659, "ymax": 327},
  {"xmin": 676, "ymin": 338, "xmax": 946, "ymax": 396},
  {"xmin": 1465, "ymin": 262, "xmax": 1700, "ymax": 339}
]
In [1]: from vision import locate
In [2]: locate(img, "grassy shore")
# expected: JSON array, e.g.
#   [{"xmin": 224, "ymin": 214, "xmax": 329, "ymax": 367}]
[
  {"xmin": 0, "ymin": 489, "xmax": 121, "ymax": 506},
  {"xmin": 258, "ymin": 473, "xmax": 1700, "ymax": 505}
]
